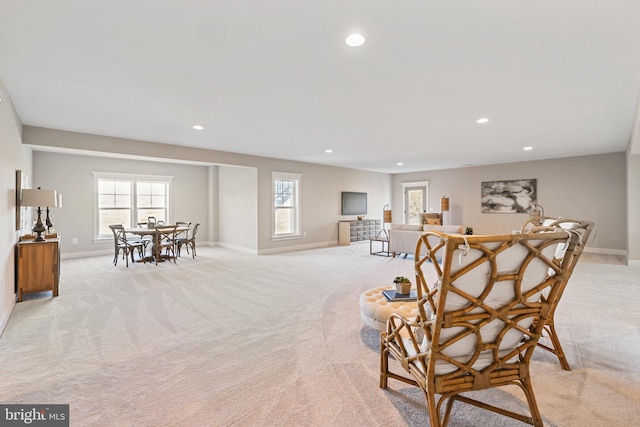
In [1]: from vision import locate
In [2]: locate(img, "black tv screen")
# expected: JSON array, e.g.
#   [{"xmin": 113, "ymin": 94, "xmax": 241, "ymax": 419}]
[{"xmin": 342, "ymin": 192, "xmax": 367, "ymax": 215}]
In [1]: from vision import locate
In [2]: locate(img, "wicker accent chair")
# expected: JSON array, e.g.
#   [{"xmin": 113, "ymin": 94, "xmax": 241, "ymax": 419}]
[
  {"xmin": 380, "ymin": 229, "xmax": 579, "ymax": 426},
  {"xmin": 521, "ymin": 217, "xmax": 594, "ymax": 370}
]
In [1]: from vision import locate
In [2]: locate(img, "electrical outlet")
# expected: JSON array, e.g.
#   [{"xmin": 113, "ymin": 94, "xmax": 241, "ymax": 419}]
[{"xmin": 72, "ymin": 238, "xmax": 78, "ymax": 244}]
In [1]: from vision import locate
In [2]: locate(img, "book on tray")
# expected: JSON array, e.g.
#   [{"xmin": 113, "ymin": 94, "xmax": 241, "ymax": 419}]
[{"xmin": 382, "ymin": 289, "xmax": 417, "ymax": 302}]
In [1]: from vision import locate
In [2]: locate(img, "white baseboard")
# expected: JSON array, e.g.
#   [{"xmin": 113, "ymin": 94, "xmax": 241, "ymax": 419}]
[
  {"xmin": 583, "ymin": 247, "xmax": 627, "ymax": 256},
  {"xmin": 61, "ymin": 241, "xmax": 217, "ymax": 260},
  {"xmin": 0, "ymin": 298, "xmax": 16, "ymax": 338},
  {"xmin": 61, "ymin": 248, "xmax": 112, "ymax": 259},
  {"xmin": 61, "ymin": 241, "xmax": 630, "ymax": 260},
  {"xmin": 217, "ymin": 242, "xmax": 257, "ymax": 255},
  {"xmin": 258, "ymin": 240, "xmax": 337, "ymax": 255}
]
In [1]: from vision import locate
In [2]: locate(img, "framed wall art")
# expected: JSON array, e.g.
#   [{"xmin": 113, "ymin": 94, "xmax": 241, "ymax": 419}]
[
  {"xmin": 15, "ymin": 169, "xmax": 30, "ymax": 231},
  {"xmin": 481, "ymin": 179, "xmax": 537, "ymax": 213}
]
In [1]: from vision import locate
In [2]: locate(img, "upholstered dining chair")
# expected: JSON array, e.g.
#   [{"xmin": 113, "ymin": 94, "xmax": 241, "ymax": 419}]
[
  {"xmin": 109, "ymin": 224, "xmax": 146, "ymax": 267},
  {"xmin": 521, "ymin": 217, "xmax": 594, "ymax": 370},
  {"xmin": 380, "ymin": 229, "xmax": 579, "ymax": 426},
  {"xmin": 152, "ymin": 225, "xmax": 178, "ymax": 265},
  {"xmin": 176, "ymin": 222, "xmax": 199, "ymax": 258}
]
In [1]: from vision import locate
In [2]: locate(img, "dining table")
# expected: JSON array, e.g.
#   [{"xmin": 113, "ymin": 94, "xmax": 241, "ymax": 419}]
[{"xmin": 125, "ymin": 225, "xmax": 189, "ymax": 263}]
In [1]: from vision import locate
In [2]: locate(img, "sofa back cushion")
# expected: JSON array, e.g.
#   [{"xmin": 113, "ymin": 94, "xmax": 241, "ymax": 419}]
[
  {"xmin": 390, "ymin": 224, "xmax": 424, "ymax": 231},
  {"xmin": 423, "ymin": 224, "xmax": 463, "ymax": 234}
]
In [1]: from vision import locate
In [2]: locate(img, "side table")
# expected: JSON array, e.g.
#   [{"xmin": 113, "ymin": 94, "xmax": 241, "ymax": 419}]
[{"xmin": 370, "ymin": 238, "xmax": 391, "ymax": 257}]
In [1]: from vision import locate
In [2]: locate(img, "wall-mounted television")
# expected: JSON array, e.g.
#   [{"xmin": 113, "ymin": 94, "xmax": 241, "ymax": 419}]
[{"xmin": 341, "ymin": 191, "xmax": 367, "ymax": 215}]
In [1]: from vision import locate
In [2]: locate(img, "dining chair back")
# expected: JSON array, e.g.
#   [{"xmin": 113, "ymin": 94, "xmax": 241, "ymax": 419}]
[
  {"xmin": 176, "ymin": 222, "xmax": 199, "ymax": 258},
  {"xmin": 109, "ymin": 224, "xmax": 146, "ymax": 267},
  {"xmin": 153, "ymin": 225, "xmax": 178, "ymax": 265},
  {"xmin": 174, "ymin": 221, "xmax": 191, "ymax": 240}
]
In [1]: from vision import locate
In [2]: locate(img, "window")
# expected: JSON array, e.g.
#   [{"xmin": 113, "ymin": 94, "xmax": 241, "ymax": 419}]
[
  {"xmin": 402, "ymin": 181, "xmax": 429, "ymax": 224},
  {"xmin": 272, "ymin": 171, "xmax": 302, "ymax": 239},
  {"xmin": 94, "ymin": 173, "xmax": 172, "ymax": 238}
]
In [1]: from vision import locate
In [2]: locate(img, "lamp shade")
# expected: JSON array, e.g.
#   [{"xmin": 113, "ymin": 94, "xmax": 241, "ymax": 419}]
[
  {"xmin": 383, "ymin": 209, "xmax": 392, "ymax": 223},
  {"xmin": 21, "ymin": 188, "xmax": 58, "ymax": 207},
  {"xmin": 440, "ymin": 196, "xmax": 450, "ymax": 212}
]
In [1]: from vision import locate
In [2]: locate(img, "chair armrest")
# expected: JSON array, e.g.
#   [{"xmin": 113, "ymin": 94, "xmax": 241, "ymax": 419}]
[{"xmin": 386, "ymin": 313, "xmax": 430, "ymax": 361}]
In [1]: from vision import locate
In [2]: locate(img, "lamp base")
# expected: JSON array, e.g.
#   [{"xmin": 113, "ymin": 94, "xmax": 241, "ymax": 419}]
[{"xmin": 32, "ymin": 207, "xmax": 46, "ymax": 242}]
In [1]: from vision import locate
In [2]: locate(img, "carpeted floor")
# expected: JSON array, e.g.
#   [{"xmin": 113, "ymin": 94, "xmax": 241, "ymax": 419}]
[{"xmin": 1, "ymin": 244, "xmax": 639, "ymax": 426}]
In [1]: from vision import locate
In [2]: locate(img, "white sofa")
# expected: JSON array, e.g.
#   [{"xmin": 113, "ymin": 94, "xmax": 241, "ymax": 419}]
[{"xmin": 389, "ymin": 223, "xmax": 464, "ymax": 257}]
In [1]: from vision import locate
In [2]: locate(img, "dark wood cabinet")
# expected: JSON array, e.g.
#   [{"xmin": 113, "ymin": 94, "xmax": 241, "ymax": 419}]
[{"xmin": 16, "ymin": 238, "xmax": 60, "ymax": 302}]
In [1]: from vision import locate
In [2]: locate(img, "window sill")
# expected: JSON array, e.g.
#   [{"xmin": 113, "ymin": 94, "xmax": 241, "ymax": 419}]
[{"xmin": 272, "ymin": 234, "xmax": 302, "ymax": 242}]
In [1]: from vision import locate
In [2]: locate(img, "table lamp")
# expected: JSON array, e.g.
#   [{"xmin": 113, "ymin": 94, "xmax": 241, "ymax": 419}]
[
  {"xmin": 377, "ymin": 204, "xmax": 393, "ymax": 239},
  {"xmin": 529, "ymin": 203, "xmax": 544, "ymax": 226},
  {"xmin": 20, "ymin": 187, "xmax": 58, "ymax": 241},
  {"xmin": 441, "ymin": 195, "xmax": 450, "ymax": 225}
]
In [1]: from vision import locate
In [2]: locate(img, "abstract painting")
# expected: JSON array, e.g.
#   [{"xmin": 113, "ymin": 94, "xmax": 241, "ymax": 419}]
[{"xmin": 481, "ymin": 179, "xmax": 537, "ymax": 213}]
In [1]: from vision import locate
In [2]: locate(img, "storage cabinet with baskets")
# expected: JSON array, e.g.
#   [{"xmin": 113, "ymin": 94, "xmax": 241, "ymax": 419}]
[{"xmin": 338, "ymin": 220, "xmax": 381, "ymax": 245}]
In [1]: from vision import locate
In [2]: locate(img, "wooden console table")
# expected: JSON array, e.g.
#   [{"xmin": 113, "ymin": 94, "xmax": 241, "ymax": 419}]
[{"xmin": 16, "ymin": 238, "xmax": 60, "ymax": 302}]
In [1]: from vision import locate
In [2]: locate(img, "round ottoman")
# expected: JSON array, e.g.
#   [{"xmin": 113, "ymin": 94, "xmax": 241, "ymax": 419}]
[{"xmin": 359, "ymin": 286, "xmax": 419, "ymax": 332}]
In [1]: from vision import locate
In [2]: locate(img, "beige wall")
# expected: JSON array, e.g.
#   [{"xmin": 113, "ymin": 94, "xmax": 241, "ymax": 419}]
[
  {"xmin": 22, "ymin": 126, "xmax": 393, "ymax": 254},
  {"xmin": 31, "ymin": 151, "xmax": 211, "ymax": 257},
  {"xmin": 627, "ymin": 147, "xmax": 640, "ymax": 264},
  {"xmin": 218, "ymin": 165, "xmax": 258, "ymax": 253},
  {"xmin": 392, "ymin": 152, "xmax": 627, "ymax": 254},
  {"xmin": 254, "ymin": 158, "xmax": 391, "ymax": 253},
  {"xmin": 18, "ymin": 126, "xmax": 633, "ymax": 257},
  {"xmin": 0, "ymin": 79, "xmax": 27, "ymax": 334}
]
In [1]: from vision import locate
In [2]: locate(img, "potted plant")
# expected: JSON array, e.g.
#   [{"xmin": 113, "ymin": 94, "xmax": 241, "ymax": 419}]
[
  {"xmin": 465, "ymin": 227, "xmax": 474, "ymax": 235},
  {"xmin": 393, "ymin": 276, "xmax": 411, "ymax": 295}
]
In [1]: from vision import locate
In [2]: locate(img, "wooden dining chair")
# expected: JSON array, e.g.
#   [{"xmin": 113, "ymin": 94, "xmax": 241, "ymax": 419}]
[
  {"xmin": 176, "ymin": 222, "xmax": 199, "ymax": 258},
  {"xmin": 152, "ymin": 225, "xmax": 178, "ymax": 265},
  {"xmin": 174, "ymin": 221, "xmax": 191, "ymax": 240},
  {"xmin": 109, "ymin": 224, "xmax": 146, "ymax": 267}
]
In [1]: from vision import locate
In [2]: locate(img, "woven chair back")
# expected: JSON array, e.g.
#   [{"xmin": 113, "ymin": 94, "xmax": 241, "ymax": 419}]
[{"xmin": 414, "ymin": 230, "xmax": 578, "ymax": 390}]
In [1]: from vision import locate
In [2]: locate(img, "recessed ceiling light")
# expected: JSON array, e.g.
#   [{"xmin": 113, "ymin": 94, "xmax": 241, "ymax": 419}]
[
  {"xmin": 523, "ymin": 146, "xmax": 533, "ymax": 151},
  {"xmin": 476, "ymin": 118, "xmax": 489, "ymax": 124},
  {"xmin": 192, "ymin": 125, "xmax": 204, "ymax": 130},
  {"xmin": 396, "ymin": 162, "xmax": 404, "ymax": 166},
  {"xmin": 345, "ymin": 34, "xmax": 366, "ymax": 47},
  {"xmin": 325, "ymin": 149, "xmax": 333, "ymax": 153}
]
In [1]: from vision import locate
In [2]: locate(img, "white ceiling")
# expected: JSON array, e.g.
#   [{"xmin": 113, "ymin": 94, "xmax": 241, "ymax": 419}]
[{"xmin": 1, "ymin": 1, "xmax": 639, "ymax": 173}]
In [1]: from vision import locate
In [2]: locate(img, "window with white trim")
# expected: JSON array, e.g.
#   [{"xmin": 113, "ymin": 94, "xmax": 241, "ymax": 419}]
[
  {"xmin": 94, "ymin": 173, "xmax": 172, "ymax": 238},
  {"xmin": 272, "ymin": 171, "xmax": 302, "ymax": 239}
]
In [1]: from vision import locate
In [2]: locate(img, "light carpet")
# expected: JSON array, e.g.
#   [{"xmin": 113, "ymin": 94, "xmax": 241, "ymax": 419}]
[{"xmin": 0, "ymin": 244, "xmax": 639, "ymax": 426}]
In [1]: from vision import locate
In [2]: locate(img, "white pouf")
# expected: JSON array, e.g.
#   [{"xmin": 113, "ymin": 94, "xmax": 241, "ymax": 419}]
[{"xmin": 359, "ymin": 286, "xmax": 419, "ymax": 332}]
